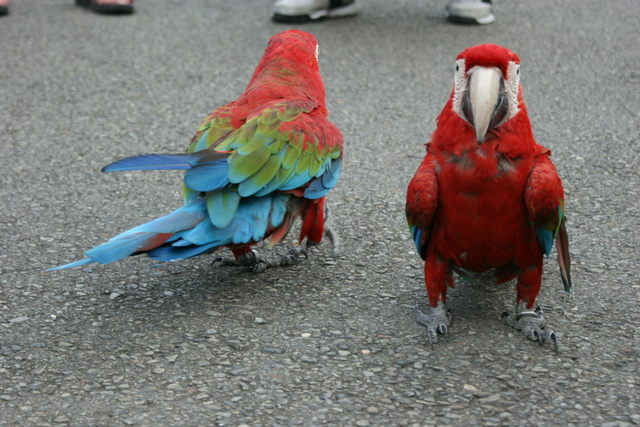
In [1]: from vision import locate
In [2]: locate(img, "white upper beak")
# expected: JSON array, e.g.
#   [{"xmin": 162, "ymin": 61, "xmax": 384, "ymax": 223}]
[{"xmin": 467, "ymin": 67, "xmax": 503, "ymax": 143}]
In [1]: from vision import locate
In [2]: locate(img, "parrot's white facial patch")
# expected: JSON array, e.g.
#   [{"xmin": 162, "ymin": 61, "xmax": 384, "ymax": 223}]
[
  {"xmin": 452, "ymin": 58, "xmax": 467, "ymax": 117},
  {"xmin": 503, "ymin": 61, "xmax": 520, "ymax": 121},
  {"xmin": 452, "ymin": 59, "xmax": 521, "ymax": 127}
]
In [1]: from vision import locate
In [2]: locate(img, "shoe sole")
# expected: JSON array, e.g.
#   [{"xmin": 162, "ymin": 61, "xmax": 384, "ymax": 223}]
[
  {"xmin": 76, "ymin": 0, "xmax": 133, "ymax": 14},
  {"xmin": 272, "ymin": 13, "xmax": 313, "ymax": 23},
  {"xmin": 445, "ymin": 4, "xmax": 495, "ymax": 25},
  {"xmin": 272, "ymin": 3, "xmax": 357, "ymax": 23},
  {"xmin": 446, "ymin": 13, "xmax": 495, "ymax": 25}
]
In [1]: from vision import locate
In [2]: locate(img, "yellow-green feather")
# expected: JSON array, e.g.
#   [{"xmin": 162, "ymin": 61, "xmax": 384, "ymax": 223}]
[{"xmin": 238, "ymin": 153, "xmax": 282, "ymax": 197}]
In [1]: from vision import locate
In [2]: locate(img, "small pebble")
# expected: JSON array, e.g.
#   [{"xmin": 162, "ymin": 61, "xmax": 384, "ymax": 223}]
[{"xmin": 478, "ymin": 394, "xmax": 501, "ymax": 403}]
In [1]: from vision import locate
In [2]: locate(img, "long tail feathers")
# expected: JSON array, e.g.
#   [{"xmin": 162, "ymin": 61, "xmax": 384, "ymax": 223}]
[
  {"xmin": 48, "ymin": 193, "xmax": 300, "ymax": 271},
  {"xmin": 48, "ymin": 200, "xmax": 207, "ymax": 270},
  {"xmin": 555, "ymin": 218, "xmax": 572, "ymax": 292},
  {"xmin": 48, "ymin": 258, "xmax": 93, "ymax": 271}
]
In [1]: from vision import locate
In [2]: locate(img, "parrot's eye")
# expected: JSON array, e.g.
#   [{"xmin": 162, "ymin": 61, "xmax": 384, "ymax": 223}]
[{"xmin": 455, "ymin": 65, "xmax": 459, "ymax": 72}]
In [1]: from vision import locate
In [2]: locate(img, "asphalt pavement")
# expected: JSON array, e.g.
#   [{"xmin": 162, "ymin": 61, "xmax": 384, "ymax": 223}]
[{"xmin": 1, "ymin": 0, "xmax": 639, "ymax": 425}]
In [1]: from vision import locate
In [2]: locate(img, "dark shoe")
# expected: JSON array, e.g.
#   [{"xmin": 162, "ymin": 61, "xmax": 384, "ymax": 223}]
[
  {"xmin": 76, "ymin": 0, "xmax": 134, "ymax": 14},
  {"xmin": 0, "ymin": 0, "xmax": 9, "ymax": 16}
]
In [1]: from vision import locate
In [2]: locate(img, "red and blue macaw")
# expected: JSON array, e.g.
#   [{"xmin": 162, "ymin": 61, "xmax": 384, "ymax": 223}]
[
  {"xmin": 406, "ymin": 44, "xmax": 571, "ymax": 350},
  {"xmin": 50, "ymin": 30, "xmax": 343, "ymax": 272}
]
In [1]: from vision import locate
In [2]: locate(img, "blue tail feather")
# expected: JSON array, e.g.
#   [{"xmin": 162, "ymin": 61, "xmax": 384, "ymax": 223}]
[
  {"xmin": 47, "ymin": 258, "xmax": 93, "ymax": 271},
  {"xmin": 49, "ymin": 199, "xmax": 207, "ymax": 269},
  {"xmin": 148, "ymin": 241, "xmax": 219, "ymax": 262},
  {"xmin": 49, "ymin": 192, "xmax": 293, "ymax": 270}
]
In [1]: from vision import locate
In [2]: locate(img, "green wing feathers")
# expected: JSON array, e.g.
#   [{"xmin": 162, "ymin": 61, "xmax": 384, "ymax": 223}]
[
  {"xmin": 188, "ymin": 100, "xmax": 341, "ymax": 199},
  {"xmin": 180, "ymin": 99, "xmax": 342, "ymax": 229}
]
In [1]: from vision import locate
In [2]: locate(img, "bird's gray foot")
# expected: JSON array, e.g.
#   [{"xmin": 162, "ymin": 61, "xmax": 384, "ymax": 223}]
[
  {"xmin": 214, "ymin": 248, "xmax": 307, "ymax": 273},
  {"xmin": 415, "ymin": 301, "xmax": 452, "ymax": 344},
  {"xmin": 306, "ymin": 223, "xmax": 339, "ymax": 258},
  {"xmin": 502, "ymin": 303, "xmax": 558, "ymax": 352},
  {"xmin": 256, "ymin": 246, "xmax": 308, "ymax": 272}
]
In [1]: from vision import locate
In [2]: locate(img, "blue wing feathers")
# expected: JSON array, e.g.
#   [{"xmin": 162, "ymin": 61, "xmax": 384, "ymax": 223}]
[
  {"xmin": 102, "ymin": 154, "xmax": 194, "ymax": 172},
  {"xmin": 304, "ymin": 157, "xmax": 341, "ymax": 199},
  {"xmin": 205, "ymin": 190, "xmax": 241, "ymax": 228},
  {"xmin": 535, "ymin": 227, "xmax": 554, "ymax": 257},
  {"xmin": 535, "ymin": 206, "xmax": 565, "ymax": 257},
  {"xmin": 184, "ymin": 162, "xmax": 230, "ymax": 192},
  {"xmin": 270, "ymin": 194, "xmax": 288, "ymax": 228},
  {"xmin": 410, "ymin": 226, "xmax": 425, "ymax": 260}
]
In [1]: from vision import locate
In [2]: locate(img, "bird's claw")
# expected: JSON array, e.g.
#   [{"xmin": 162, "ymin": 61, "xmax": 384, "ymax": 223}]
[
  {"xmin": 305, "ymin": 227, "xmax": 339, "ymax": 257},
  {"xmin": 271, "ymin": 246, "xmax": 307, "ymax": 266},
  {"xmin": 502, "ymin": 304, "xmax": 559, "ymax": 352},
  {"xmin": 212, "ymin": 249, "xmax": 261, "ymax": 269},
  {"xmin": 414, "ymin": 301, "xmax": 452, "ymax": 345},
  {"xmin": 213, "ymin": 248, "xmax": 306, "ymax": 273}
]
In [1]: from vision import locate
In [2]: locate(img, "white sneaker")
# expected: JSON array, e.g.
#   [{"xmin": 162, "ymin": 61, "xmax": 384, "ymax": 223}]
[
  {"xmin": 272, "ymin": 0, "xmax": 358, "ymax": 23},
  {"xmin": 446, "ymin": 0, "xmax": 495, "ymax": 25}
]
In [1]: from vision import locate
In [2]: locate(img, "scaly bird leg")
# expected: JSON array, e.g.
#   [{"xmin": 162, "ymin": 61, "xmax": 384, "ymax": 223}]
[
  {"xmin": 306, "ymin": 203, "xmax": 340, "ymax": 257},
  {"xmin": 415, "ymin": 301, "xmax": 452, "ymax": 345},
  {"xmin": 306, "ymin": 222, "xmax": 339, "ymax": 258},
  {"xmin": 502, "ymin": 303, "xmax": 558, "ymax": 352},
  {"xmin": 214, "ymin": 248, "xmax": 308, "ymax": 273}
]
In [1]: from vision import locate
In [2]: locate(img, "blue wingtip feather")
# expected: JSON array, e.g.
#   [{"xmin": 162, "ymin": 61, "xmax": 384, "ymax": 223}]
[
  {"xmin": 304, "ymin": 158, "xmax": 342, "ymax": 199},
  {"xmin": 411, "ymin": 226, "xmax": 423, "ymax": 256},
  {"xmin": 535, "ymin": 227, "xmax": 554, "ymax": 257},
  {"xmin": 102, "ymin": 154, "xmax": 193, "ymax": 172},
  {"xmin": 184, "ymin": 162, "xmax": 230, "ymax": 192}
]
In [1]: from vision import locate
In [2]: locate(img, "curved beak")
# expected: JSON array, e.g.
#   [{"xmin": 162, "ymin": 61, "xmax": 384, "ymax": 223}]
[{"xmin": 461, "ymin": 67, "xmax": 508, "ymax": 143}]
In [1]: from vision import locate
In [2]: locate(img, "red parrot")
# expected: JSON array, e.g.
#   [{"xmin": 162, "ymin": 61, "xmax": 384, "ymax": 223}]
[
  {"xmin": 406, "ymin": 44, "xmax": 571, "ymax": 350},
  {"xmin": 50, "ymin": 30, "xmax": 343, "ymax": 272}
]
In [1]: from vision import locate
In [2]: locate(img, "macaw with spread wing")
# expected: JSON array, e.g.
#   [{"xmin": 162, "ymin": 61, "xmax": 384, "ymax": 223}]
[
  {"xmin": 406, "ymin": 44, "xmax": 571, "ymax": 350},
  {"xmin": 50, "ymin": 30, "xmax": 343, "ymax": 272}
]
